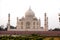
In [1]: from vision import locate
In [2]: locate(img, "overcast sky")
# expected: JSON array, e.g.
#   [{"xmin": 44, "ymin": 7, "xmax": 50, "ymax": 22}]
[{"xmin": 0, "ymin": 0, "xmax": 60, "ymax": 29}]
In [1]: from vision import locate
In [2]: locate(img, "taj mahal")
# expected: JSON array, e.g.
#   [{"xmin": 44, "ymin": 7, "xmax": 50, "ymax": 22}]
[{"xmin": 7, "ymin": 7, "xmax": 48, "ymax": 31}]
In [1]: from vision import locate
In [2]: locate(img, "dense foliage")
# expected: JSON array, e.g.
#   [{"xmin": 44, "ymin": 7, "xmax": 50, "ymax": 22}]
[
  {"xmin": 0, "ymin": 34, "xmax": 58, "ymax": 40},
  {"xmin": 0, "ymin": 35, "xmax": 43, "ymax": 40}
]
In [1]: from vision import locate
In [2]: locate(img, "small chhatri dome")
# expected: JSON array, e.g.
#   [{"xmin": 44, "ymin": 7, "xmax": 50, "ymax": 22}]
[{"xmin": 25, "ymin": 6, "xmax": 35, "ymax": 17}]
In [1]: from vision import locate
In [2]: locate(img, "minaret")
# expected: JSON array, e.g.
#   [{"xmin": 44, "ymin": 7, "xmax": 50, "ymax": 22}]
[
  {"xmin": 17, "ymin": 17, "xmax": 18, "ymax": 24},
  {"xmin": 16, "ymin": 17, "xmax": 18, "ymax": 28},
  {"xmin": 39, "ymin": 17, "xmax": 41, "ymax": 28},
  {"xmin": 46, "ymin": 17, "xmax": 48, "ymax": 31},
  {"xmin": 58, "ymin": 13, "xmax": 60, "ymax": 22},
  {"xmin": 7, "ymin": 13, "xmax": 10, "ymax": 31},
  {"xmin": 44, "ymin": 13, "xmax": 48, "ymax": 31}
]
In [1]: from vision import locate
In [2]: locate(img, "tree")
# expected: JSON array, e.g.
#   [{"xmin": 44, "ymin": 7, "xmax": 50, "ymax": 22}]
[{"xmin": 52, "ymin": 28, "xmax": 60, "ymax": 31}]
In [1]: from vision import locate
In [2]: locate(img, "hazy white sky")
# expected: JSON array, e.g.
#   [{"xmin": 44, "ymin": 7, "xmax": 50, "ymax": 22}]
[{"xmin": 0, "ymin": 0, "xmax": 60, "ymax": 29}]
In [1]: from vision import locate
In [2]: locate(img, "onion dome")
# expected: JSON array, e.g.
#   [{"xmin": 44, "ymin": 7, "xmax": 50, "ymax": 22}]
[{"xmin": 25, "ymin": 7, "xmax": 35, "ymax": 17}]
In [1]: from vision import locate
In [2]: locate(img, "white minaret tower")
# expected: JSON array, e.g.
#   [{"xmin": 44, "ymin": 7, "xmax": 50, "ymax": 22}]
[
  {"xmin": 58, "ymin": 13, "xmax": 60, "ymax": 28},
  {"xmin": 39, "ymin": 17, "xmax": 41, "ymax": 28},
  {"xmin": 16, "ymin": 17, "xmax": 18, "ymax": 28},
  {"xmin": 17, "ymin": 17, "xmax": 18, "ymax": 24},
  {"xmin": 7, "ymin": 13, "xmax": 10, "ymax": 31},
  {"xmin": 44, "ymin": 13, "xmax": 48, "ymax": 31},
  {"xmin": 58, "ymin": 13, "xmax": 60, "ymax": 22},
  {"xmin": 46, "ymin": 17, "xmax": 48, "ymax": 31}
]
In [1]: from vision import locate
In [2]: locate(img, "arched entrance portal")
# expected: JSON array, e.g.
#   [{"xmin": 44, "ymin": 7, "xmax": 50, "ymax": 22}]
[{"xmin": 26, "ymin": 22, "xmax": 30, "ymax": 29}]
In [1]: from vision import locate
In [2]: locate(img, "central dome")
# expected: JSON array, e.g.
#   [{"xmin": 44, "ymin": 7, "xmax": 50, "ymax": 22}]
[{"xmin": 25, "ymin": 7, "xmax": 35, "ymax": 17}]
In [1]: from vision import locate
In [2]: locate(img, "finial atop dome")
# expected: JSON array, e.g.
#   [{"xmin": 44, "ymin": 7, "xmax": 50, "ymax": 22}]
[
  {"xmin": 29, "ymin": 6, "xmax": 31, "ymax": 11},
  {"xmin": 25, "ymin": 6, "xmax": 35, "ymax": 18}
]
